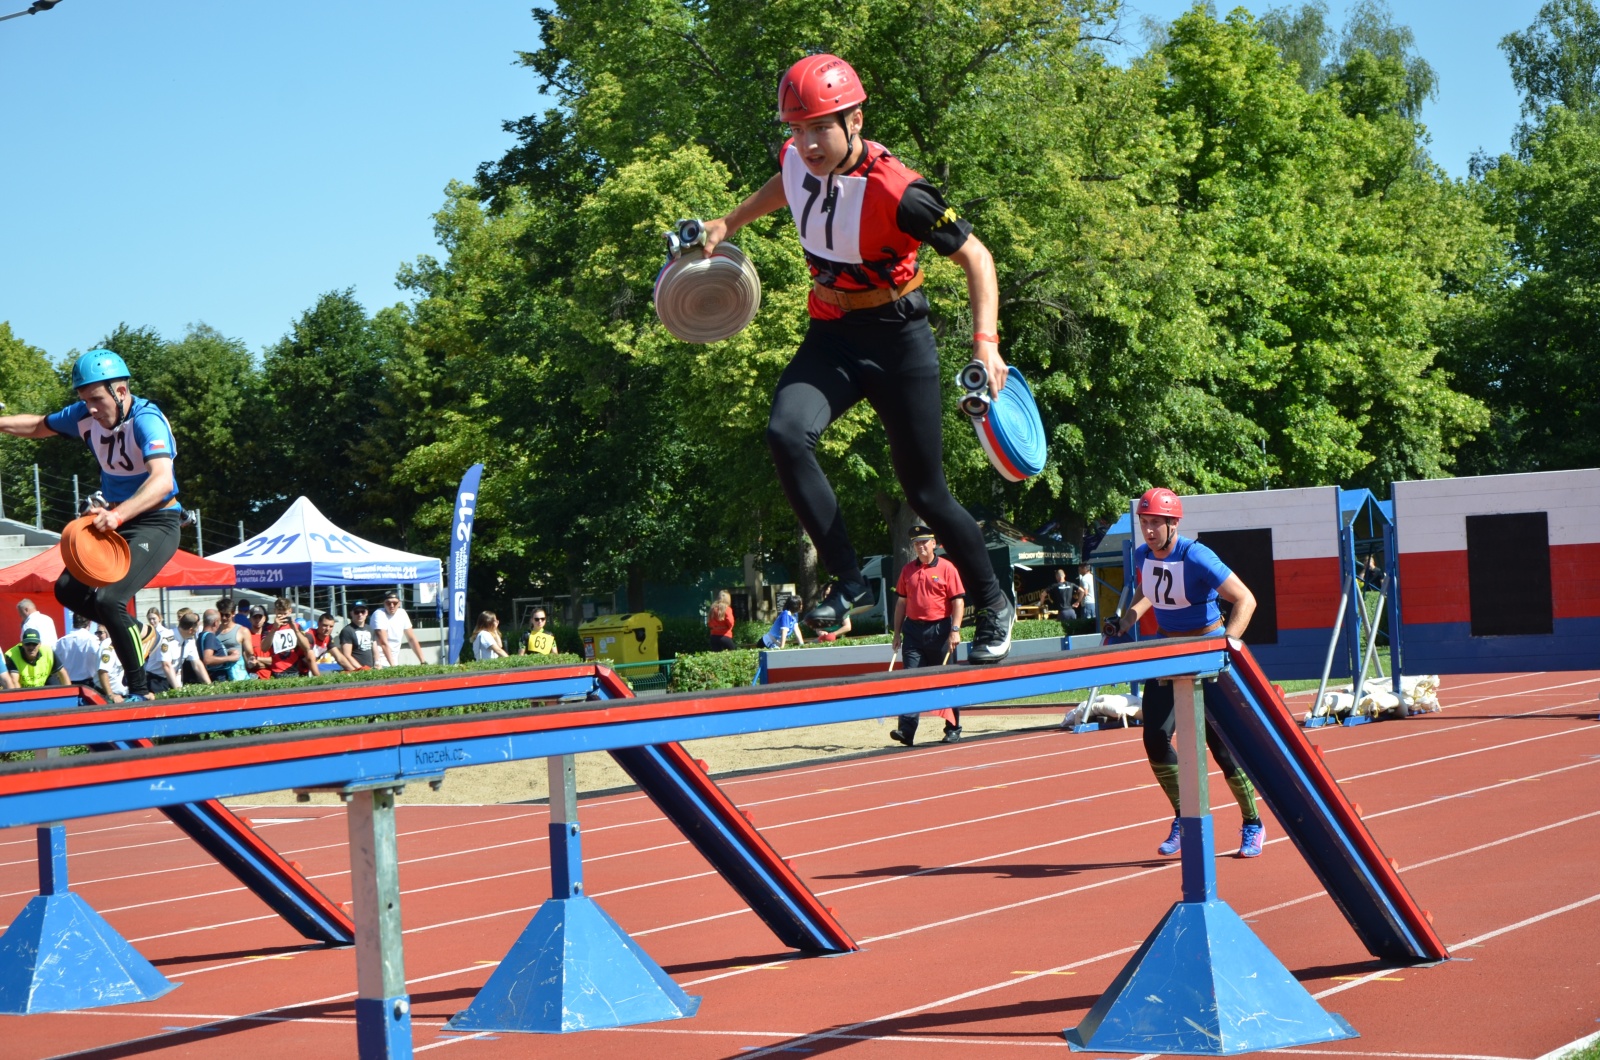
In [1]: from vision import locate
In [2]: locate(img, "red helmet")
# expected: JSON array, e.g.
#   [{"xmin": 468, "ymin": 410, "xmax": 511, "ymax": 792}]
[
  {"xmin": 1137, "ymin": 487, "xmax": 1183, "ymax": 519},
  {"xmin": 777, "ymin": 54, "xmax": 867, "ymax": 123}
]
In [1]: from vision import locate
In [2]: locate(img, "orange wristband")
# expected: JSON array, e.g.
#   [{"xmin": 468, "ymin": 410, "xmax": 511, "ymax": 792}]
[
  {"xmin": 105, "ymin": 509, "xmax": 123, "ymax": 530},
  {"xmin": 973, "ymin": 332, "xmax": 999, "ymax": 345}
]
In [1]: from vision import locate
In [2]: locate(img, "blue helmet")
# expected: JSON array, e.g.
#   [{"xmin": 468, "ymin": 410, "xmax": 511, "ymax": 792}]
[{"xmin": 70, "ymin": 349, "xmax": 131, "ymax": 390}]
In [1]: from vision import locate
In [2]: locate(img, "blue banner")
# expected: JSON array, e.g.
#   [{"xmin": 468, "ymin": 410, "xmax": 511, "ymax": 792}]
[{"xmin": 446, "ymin": 463, "xmax": 485, "ymax": 665}]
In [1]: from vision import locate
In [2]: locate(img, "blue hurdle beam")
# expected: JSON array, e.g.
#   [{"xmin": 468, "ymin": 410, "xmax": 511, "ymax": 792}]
[
  {"xmin": 1213, "ymin": 645, "xmax": 1448, "ymax": 963},
  {"xmin": 0, "ymin": 641, "xmax": 1439, "ymax": 967}
]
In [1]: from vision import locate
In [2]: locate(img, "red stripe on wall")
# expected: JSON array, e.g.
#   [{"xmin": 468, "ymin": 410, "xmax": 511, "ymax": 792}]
[
  {"xmin": 1400, "ymin": 542, "xmax": 1600, "ymax": 624},
  {"xmin": 1399, "ymin": 551, "xmax": 1470, "ymax": 624},
  {"xmin": 1274, "ymin": 557, "xmax": 1342, "ymax": 630},
  {"xmin": 1553, "ymin": 542, "xmax": 1600, "ymax": 619}
]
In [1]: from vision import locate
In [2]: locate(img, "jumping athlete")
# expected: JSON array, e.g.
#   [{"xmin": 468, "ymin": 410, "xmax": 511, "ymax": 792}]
[
  {"xmin": 1112, "ymin": 488, "xmax": 1266, "ymax": 858},
  {"xmin": 703, "ymin": 53, "xmax": 1014, "ymax": 663},
  {"xmin": 0, "ymin": 350, "xmax": 183, "ymax": 699}
]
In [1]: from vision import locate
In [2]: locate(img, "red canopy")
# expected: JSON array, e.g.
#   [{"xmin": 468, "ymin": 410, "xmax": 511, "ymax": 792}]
[{"xmin": 0, "ymin": 546, "xmax": 236, "ymax": 595}]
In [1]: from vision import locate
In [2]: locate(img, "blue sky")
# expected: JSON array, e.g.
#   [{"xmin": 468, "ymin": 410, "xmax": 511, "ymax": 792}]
[{"xmin": 0, "ymin": 1, "xmax": 1547, "ymax": 365}]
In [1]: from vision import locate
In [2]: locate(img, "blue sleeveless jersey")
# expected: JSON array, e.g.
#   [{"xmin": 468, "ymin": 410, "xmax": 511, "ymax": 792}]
[
  {"xmin": 46, "ymin": 396, "xmax": 181, "ymax": 508},
  {"xmin": 1134, "ymin": 535, "xmax": 1232, "ymax": 633}
]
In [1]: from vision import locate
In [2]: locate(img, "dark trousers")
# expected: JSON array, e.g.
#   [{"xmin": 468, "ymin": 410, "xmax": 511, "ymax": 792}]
[
  {"xmin": 767, "ymin": 309, "xmax": 1004, "ymax": 612},
  {"xmin": 1139, "ymin": 676, "xmax": 1244, "ymax": 777},
  {"xmin": 894, "ymin": 616, "xmax": 958, "ymax": 739},
  {"xmin": 54, "ymin": 508, "xmax": 180, "ymax": 698}
]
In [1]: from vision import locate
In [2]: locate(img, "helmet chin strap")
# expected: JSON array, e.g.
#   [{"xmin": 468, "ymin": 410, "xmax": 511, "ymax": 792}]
[{"xmin": 104, "ymin": 382, "xmax": 129, "ymax": 429}]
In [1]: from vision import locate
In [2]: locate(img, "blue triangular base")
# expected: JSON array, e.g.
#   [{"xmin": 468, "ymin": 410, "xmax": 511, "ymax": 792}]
[
  {"xmin": 0, "ymin": 892, "xmax": 177, "ymax": 1013},
  {"xmin": 1066, "ymin": 899, "xmax": 1357, "ymax": 1054},
  {"xmin": 446, "ymin": 896, "xmax": 701, "ymax": 1034}
]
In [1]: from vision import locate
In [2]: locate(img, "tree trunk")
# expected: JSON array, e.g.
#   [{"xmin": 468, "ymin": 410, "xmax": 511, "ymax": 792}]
[
  {"xmin": 875, "ymin": 489, "xmax": 921, "ymax": 602},
  {"xmin": 743, "ymin": 551, "xmax": 766, "ymax": 622},
  {"xmin": 626, "ymin": 564, "xmax": 646, "ymax": 613},
  {"xmin": 796, "ymin": 525, "xmax": 818, "ymax": 606}
]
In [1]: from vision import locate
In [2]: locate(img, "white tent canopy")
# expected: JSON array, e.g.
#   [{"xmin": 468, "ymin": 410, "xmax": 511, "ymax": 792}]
[{"xmin": 209, "ymin": 496, "xmax": 441, "ymax": 590}]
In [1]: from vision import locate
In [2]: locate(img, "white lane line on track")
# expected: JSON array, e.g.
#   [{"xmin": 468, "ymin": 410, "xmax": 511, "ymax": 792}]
[
  {"xmin": 1312, "ymin": 892, "xmax": 1600, "ymax": 1001},
  {"xmin": 731, "ymin": 884, "xmax": 1600, "ymax": 1060},
  {"xmin": 39, "ymin": 705, "xmax": 1598, "ymax": 947},
  {"xmin": 50, "ymin": 758, "xmax": 1599, "ymax": 1053}
]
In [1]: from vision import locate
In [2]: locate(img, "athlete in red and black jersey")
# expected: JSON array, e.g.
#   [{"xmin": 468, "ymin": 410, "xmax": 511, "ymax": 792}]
[{"xmin": 704, "ymin": 53, "xmax": 1014, "ymax": 662}]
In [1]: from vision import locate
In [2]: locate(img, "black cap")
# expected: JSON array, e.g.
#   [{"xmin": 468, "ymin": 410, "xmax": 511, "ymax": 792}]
[
  {"xmin": 350, "ymin": 600, "xmax": 368, "ymax": 612},
  {"xmin": 909, "ymin": 524, "xmax": 936, "ymax": 540},
  {"xmin": 20, "ymin": 629, "xmax": 41, "ymax": 646}
]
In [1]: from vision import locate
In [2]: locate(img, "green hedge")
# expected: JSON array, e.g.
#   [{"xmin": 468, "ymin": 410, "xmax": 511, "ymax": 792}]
[{"xmin": 671, "ymin": 650, "xmax": 760, "ymax": 692}]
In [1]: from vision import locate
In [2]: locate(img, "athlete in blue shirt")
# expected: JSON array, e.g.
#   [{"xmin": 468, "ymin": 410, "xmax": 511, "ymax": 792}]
[
  {"xmin": 0, "ymin": 350, "xmax": 183, "ymax": 698},
  {"xmin": 1113, "ymin": 488, "xmax": 1266, "ymax": 859}
]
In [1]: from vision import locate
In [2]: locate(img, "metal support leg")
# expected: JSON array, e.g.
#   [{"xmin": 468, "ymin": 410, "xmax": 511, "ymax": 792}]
[
  {"xmin": 1175, "ymin": 679, "xmax": 1217, "ymax": 903},
  {"xmin": 447, "ymin": 755, "xmax": 699, "ymax": 1034},
  {"xmin": 1066, "ymin": 674, "xmax": 1356, "ymax": 1053},
  {"xmin": 347, "ymin": 786, "xmax": 413, "ymax": 1060}
]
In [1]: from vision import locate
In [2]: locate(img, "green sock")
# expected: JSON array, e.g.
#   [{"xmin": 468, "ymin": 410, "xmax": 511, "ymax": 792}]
[
  {"xmin": 1152, "ymin": 763, "xmax": 1181, "ymax": 816},
  {"xmin": 1227, "ymin": 769, "xmax": 1260, "ymax": 824}
]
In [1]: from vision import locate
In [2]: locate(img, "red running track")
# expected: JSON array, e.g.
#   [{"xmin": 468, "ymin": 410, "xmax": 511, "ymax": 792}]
[{"xmin": 0, "ymin": 669, "xmax": 1596, "ymax": 1059}]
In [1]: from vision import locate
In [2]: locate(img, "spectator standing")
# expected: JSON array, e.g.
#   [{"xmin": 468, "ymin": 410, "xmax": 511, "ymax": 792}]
[
  {"xmin": 0, "ymin": 350, "xmax": 184, "ymax": 700},
  {"xmin": 230, "ymin": 598, "xmax": 253, "ymax": 632},
  {"xmin": 142, "ymin": 608, "xmax": 182, "ymax": 694},
  {"xmin": 334, "ymin": 602, "xmax": 377, "ymax": 671},
  {"xmin": 703, "ymin": 55, "xmax": 1014, "ymax": 663},
  {"xmin": 372, "ymin": 591, "xmax": 427, "ymax": 667},
  {"xmin": 245, "ymin": 605, "xmax": 269, "ymax": 677},
  {"xmin": 707, "ymin": 591, "xmax": 736, "ymax": 652},
  {"xmin": 1077, "ymin": 561, "xmax": 1097, "ymax": 621},
  {"xmin": 1113, "ymin": 488, "xmax": 1265, "ymax": 859},
  {"xmin": 523, "ymin": 609, "xmax": 557, "ymax": 656},
  {"xmin": 176, "ymin": 613, "xmax": 211, "ymax": 685},
  {"xmin": 3, "ymin": 629, "xmax": 67, "ymax": 688},
  {"xmin": 54, "ymin": 614, "xmax": 102, "ymax": 689},
  {"xmin": 888, "ymin": 525, "xmax": 966, "ymax": 746},
  {"xmin": 199, "ymin": 609, "xmax": 238, "ymax": 683},
  {"xmin": 96, "ymin": 626, "xmax": 127, "ymax": 702},
  {"xmin": 216, "ymin": 605, "xmax": 251, "ymax": 679},
  {"xmin": 309, "ymin": 614, "xmax": 336, "ymax": 671},
  {"xmin": 263, "ymin": 598, "xmax": 315, "ymax": 678},
  {"xmin": 1045, "ymin": 569, "xmax": 1076, "ymax": 622},
  {"xmin": 17, "ymin": 598, "xmax": 58, "ymax": 652},
  {"xmin": 472, "ymin": 611, "xmax": 508, "ymax": 661},
  {"xmin": 760, "ymin": 596, "xmax": 805, "ymax": 649}
]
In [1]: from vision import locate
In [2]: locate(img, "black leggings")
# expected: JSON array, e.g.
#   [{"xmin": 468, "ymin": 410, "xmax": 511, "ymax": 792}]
[
  {"xmin": 55, "ymin": 508, "xmax": 181, "ymax": 698},
  {"xmin": 767, "ymin": 306, "xmax": 1003, "ymax": 611},
  {"xmin": 1139, "ymin": 676, "xmax": 1245, "ymax": 776}
]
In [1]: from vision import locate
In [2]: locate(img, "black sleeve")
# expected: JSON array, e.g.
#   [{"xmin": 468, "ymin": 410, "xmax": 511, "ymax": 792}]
[{"xmin": 896, "ymin": 179, "xmax": 972, "ymax": 256}]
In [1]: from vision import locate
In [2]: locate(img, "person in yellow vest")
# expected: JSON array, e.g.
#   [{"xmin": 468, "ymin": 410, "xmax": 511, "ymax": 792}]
[
  {"xmin": 524, "ymin": 609, "xmax": 558, "ymax": 656},
  {"xmin": 3, "ymin": 629, "xmax": 68, "ymax": 689}
]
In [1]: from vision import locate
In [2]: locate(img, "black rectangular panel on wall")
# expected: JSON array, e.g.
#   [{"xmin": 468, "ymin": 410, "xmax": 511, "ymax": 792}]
[
  {"xmin": 1197, "ymin": 528, "xmax": 1278, "ymax": 645},
  {"xmin": 1467, "ymin": 512, "xmax": 1553, "ymax": 637}
]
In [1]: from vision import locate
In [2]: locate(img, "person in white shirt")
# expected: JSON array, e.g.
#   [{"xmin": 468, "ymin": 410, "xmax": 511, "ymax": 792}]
[
  {"xmin": 1077, "ymin": 561, "xmax": 1097, "ymax": 621},
  {"xmin": 17, "ymin": 598, "xmax": 58, "ymax": 652},
  {"xmin": 471, "ymin": 611, "xmax": 508, "ymax": 662},
  {"xmin": 142, "ymin": 608, "xmax": 182, "ymax": 693},
  {"xmin": 53, "ymin": 614, "xmax": 101, "ymax": 687},
  {"xmin": 96, "ymin": 626, "xmax": 127, "ymax": 702},
  {"xmin": 371, "ymin": 591, "xmax": 428, "ymax": 667}
]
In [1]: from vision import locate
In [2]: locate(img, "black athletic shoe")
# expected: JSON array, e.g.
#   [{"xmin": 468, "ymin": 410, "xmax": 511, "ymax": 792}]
[
  {"xmin": 803, "ymin": 582, "xmax": 872, "ymax": 628},
  {"xmin": 942, "ymin": 726, "xmax": 962, "ymax": 743},
  {"xmin": 968, "ymin": 601, "xmax": 1015, "ymax": 664},
  {"xmin": 889, "ymin": 729, "xmax": 913, "ymax": 747}
]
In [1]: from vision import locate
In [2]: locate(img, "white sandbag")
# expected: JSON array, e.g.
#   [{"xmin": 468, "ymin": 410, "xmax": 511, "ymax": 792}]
[{"xmin": 1062, "ymin": 692, "xmax": 1142, "ymax": 728}]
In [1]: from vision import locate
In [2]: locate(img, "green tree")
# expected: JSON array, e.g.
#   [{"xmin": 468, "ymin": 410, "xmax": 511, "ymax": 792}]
[
  {"xmin": 0, "ymin": 323, "xmax": 73, "ymax": 526},
  {"xmin": 1445, "ymin": 2, "xmax": 1600, "ymax": 473}
]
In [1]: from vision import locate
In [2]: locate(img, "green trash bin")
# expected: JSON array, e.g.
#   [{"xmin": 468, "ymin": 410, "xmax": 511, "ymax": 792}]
[{"xmin": 578, "ymin": 612, "xmax": 664, "ymax": 666}]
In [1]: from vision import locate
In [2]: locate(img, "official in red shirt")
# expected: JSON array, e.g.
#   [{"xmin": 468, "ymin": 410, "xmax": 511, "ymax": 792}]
[{"xmin": 889, "ymin": 525, "xmax": 966, "ymax": 746}]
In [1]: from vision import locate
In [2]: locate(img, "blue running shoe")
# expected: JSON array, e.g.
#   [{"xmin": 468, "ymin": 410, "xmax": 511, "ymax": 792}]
[
  {"xmin": 1238, "ymin": 821, "xmax": 1265, "ymax": 858},
  {"xmin": 1157, "ymin": 818, "xmax": 1182, "ymax": 856}
]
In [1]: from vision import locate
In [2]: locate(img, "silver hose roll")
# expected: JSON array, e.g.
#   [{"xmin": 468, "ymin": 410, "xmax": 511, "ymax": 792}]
[{"xmin": 653, "ymin": 243, "xmax": 762, "ymax": 344}]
